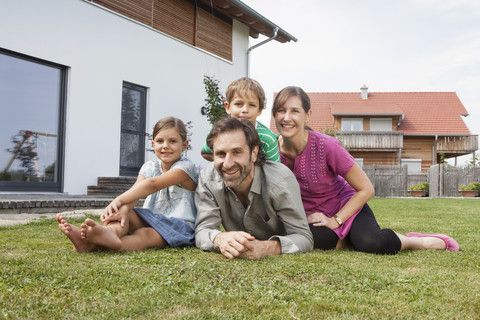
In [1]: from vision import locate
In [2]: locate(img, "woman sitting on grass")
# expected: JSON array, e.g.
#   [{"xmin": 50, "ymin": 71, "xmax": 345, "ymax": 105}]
[
  {"xmin": 272, "ymin": 86, "xmax": 460, "ymax": 254},
  {"xmin": 57, "ymin": 117, "xmax": 198, "ymax": 252}
]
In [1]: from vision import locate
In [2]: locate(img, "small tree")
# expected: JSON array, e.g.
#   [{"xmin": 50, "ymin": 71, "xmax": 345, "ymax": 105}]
[{"xmin": 202, "ymin": 75, "xmax": 227, "ymax": 125}]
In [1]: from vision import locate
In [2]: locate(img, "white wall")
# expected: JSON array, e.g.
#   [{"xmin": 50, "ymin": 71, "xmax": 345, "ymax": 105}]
[{"xmin": 0, "ymin": 0, "xmax": 250, "ymax": 194}]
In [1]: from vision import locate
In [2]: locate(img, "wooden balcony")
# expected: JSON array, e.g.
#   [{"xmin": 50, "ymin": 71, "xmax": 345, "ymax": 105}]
[
  {"xmin": 337, "ymin": 131, "xmax": 403, "ymax": 151},
  {"xmin": 436, "ymin": 135, "xmax": 478, "ymax": 155}
]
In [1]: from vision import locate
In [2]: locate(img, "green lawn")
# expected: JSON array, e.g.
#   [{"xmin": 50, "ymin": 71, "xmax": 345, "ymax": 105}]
[{"xmin": 1, "ymin": 198, "xmax": 479, "ymax": 319}]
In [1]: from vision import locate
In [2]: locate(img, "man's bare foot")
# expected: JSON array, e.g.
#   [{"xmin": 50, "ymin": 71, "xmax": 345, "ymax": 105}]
[
  {"xmin": 81, "ymin": 218, "xmax": 122, "ymax": 251},
  {"xmin": 56, "ymin": 214, "xmax": 97, "ymax": 253}
]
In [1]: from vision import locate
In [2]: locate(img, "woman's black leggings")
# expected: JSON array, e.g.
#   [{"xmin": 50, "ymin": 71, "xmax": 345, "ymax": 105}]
[{"xmin": 309, "ymin": 204, "xmax": 402, "ymax": 255}]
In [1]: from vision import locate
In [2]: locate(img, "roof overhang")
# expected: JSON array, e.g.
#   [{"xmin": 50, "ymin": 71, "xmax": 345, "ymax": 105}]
[
  {"xmin": 332, "ymin": 113, "xmax": 404, "ymax": 116},
  {"xmin": 403, "ymin": 134, "xmax": 478, "ymax": 137},
  {"xmin": 197, "ymin": 0, "xmax": 297, "ymax": 43}
]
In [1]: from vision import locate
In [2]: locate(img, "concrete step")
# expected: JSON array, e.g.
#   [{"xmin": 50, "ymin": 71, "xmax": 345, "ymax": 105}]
[
  {"xmin": 87, "ymin": 186, "xmax": 130, "ymax": 196},
  {"xmin": 0, "ymin": 195, "xmax": 114, "ymax": 214},
  {"xmin": 0, "ymin": 195, "xmax": 144, "ymax": 215},
  {"xmin": 87, "ymin": 176, "xmax": 136, "ymax": 196},
  {"xmin": 97, "ymin": 176, "xmax": 137, "ymax": 186}
]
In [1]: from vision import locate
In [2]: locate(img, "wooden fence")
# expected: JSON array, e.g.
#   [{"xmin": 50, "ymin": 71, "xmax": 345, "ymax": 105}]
[{"xmin": 362, "ymin": 164, "xmax": 480, "ymax": 197}]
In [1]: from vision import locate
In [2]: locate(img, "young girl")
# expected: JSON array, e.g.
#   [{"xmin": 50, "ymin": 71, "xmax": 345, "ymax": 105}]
[{"xmin": 56, "ymin": 117, "xmax": 199, "ymax": 252}]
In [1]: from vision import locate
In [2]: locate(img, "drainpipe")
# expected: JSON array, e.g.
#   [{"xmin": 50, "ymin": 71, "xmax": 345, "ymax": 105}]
[
  {"xmin": 246, "ymin": 27, "xmax": 278, "ymax": 77},
  {"xmin": 433, "ymin": 134, "xmax": 438, "ymax": 165},
  {"xmin": 433, "ymin": 134, "xmax": 440, "ymax": 196}
]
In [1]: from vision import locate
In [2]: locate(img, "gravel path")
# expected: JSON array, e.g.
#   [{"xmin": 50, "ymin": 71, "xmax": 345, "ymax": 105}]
[{"xmin": 0, "ymin": 209, "xmax": 102, "ymax": 227}]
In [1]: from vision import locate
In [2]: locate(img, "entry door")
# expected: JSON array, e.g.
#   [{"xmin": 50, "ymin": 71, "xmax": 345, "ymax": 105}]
[{"xmin": 119, "ymin": 82, "xmax": 147, "ymax": 176}]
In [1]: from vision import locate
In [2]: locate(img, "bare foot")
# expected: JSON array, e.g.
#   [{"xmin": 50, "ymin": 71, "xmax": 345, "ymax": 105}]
[
  {"xmin": 81, "ymin": 218, "xmax": 122, "ymax": 251},
  {"xmin": 56, "ymin": 214, "xmax": 97, "ymax": 253}
]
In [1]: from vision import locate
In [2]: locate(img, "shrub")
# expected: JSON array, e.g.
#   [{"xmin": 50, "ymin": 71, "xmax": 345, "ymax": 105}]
[
  {"xmin": 409, "ymin": 182, "xmax": 429, "ymax": 192},
  {"xmin": 460, "ymin": 182, "xmax": 480, "ymax": 192}
]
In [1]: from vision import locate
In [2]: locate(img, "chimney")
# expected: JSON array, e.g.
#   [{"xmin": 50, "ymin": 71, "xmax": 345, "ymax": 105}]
[{"xmin": 360, "ymin": 84, "xmax": 368, "ymax": 99}]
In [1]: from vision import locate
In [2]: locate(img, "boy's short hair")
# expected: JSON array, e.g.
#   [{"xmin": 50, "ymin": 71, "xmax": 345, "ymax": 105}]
[{"xmin": 225, "ymin": 77, "xmax": 266, "ymax": 110}]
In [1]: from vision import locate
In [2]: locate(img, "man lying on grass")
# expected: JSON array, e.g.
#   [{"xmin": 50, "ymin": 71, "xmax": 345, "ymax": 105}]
[{"xmin": 194, "ymin": 117, "xmax": 313, "ymax": 259}]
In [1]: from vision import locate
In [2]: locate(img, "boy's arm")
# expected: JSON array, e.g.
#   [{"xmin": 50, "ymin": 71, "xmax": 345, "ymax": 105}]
[
  {"xmin": 258, "ymin": 130, "xmax": 281, "ymax": 162},
  {"xmin": 255, "ymin": 121, "xmax": 281, "ymax": 162},
  {"xmin": 201, "ymin": 139, "xmax": 213, "ymax": 161},
  {"xmin": 201, "ymin": 126, "xmax": 214, "ymax": 161},
  {"xmin": 201, "ymin": 150, "xmax": 213, "ymax": 162}
]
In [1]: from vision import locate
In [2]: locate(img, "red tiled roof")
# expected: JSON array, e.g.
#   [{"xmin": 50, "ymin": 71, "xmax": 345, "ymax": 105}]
[{"xmin": 269, "ymin": 91, "xmax": 471, "ymax": 135}]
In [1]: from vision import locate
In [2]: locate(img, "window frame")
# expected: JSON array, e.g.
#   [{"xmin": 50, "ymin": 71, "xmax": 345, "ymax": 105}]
[
  {"xmin": 341, "ymin": 118, "xmax": 363, "ymax": 131},
  {"xmin": 119, "ymin": 81, "xmax": 147, "ymax": 177},
  {"xmin": 0, "ymin": 48, "xmax": 67, "ymax": 192}
]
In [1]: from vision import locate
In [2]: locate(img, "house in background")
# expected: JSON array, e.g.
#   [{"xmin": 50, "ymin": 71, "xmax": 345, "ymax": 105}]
[
  {"xmin": 0, "ymin": 0, "xmax": 295, "ymax": 194},
  {"xmin": 270, "ymin": 86, "xmax": 478, "ymax": 172}
]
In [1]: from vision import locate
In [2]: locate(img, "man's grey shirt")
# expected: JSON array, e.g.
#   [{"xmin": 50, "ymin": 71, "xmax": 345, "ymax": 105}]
[{"xmin": 194, "ymin": 160, "xmax": 313, "ymax": 254}]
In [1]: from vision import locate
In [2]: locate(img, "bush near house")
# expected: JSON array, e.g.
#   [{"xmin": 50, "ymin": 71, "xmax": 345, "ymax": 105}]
[
  {"xmin": 460, "ymin": 182, "xmax": 480, "ymax": 192},
  {"xmin": 409, "ymin": 182, "xmax": 429, "ymax": 192}
]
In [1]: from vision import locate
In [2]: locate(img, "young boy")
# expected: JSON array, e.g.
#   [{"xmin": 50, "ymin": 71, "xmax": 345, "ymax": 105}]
[{"xmin": 201, "ymin": 77, "xmax": 280, "ymax": 162}]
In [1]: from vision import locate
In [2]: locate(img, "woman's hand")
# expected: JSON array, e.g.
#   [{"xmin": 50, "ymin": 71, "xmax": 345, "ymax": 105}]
[{"xmin": 307, "ymin": 212, "xmax": 340, "ymax": 230}]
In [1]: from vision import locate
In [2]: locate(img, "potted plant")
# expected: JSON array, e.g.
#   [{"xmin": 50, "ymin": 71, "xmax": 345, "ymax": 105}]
[
  {"xmin": 459, "ymin": 183, "xmax": 480, "ymax": 197},
  {"xmin": 408, "ymin": 183, "xmax": 429, "ymax": 197}
]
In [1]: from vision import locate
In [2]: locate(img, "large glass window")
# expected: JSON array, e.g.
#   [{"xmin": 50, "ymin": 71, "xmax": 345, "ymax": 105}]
[{"xmin": 0, "ymin": 49, "xmax": 66, "ymax": 192}]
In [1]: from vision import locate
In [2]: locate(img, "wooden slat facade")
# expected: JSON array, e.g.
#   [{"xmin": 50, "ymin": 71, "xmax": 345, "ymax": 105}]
[
  {"xmin": 153, "ymin": 0, "xmax": 195, "ymax": 45},
  {"xmin": 339, "ymin": 131, "xmax": 403, "ymax": 150},
  {"xmin": 350, "ymin": 151, "xmax": 399, "ymax": 166},
  {"xmin": 402, "ymin": 136, "xmax": 435, "ymax": 171},
  {"xmin": 436, "ymin": 135, "xmax": 478, "ymax": 154},
  {"xmin": 91, "ymin": 0, "xmax": 232, "ymax": 61},
  {"xmin": 196, "ymin": 7, "xmax": 232, "ymax": 61},
  {"xmin": 93, "ymin": 0, "xmax": 153, "ymax": 26}
]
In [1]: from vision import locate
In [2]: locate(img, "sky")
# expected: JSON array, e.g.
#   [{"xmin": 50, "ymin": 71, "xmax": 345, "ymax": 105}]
[{"xmin": 242, "ymin": 0, "xmax": 480, "ymax": 166}]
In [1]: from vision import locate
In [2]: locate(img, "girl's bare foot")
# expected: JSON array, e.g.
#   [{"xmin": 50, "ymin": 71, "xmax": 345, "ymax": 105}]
[
  {"xmin": 81, "ymin": 218, "xmax": 122, "ymax": 250},
  {"xmin": 56, "ymin": 214, "xmax": 97, "ymax": 253}
]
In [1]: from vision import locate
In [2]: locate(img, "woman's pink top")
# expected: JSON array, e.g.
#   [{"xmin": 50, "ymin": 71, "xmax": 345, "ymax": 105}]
[{"xmin": 279, "ymin": 131, "xmax": 359, "ymax": 239}]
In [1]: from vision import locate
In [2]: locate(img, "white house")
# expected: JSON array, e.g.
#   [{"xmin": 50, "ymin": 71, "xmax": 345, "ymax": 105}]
[{"xmin": 0, "ymin": 0, "xmax": 296, "ymax": 194}]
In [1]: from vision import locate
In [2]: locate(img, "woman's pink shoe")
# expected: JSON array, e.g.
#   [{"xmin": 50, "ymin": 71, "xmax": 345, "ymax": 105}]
[{"xmin": 406, "ymin": 232, "xmax": 460, "ymax": 251}]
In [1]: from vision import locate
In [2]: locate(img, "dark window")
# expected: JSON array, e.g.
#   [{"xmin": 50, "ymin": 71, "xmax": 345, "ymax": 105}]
[
  {"xmin": 0, "ymin": 49, "xmax": 66, "ymax": 192},
  {"xmin": 119, "ymin": 82, "xmax": 147, "ymax": 176}
]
